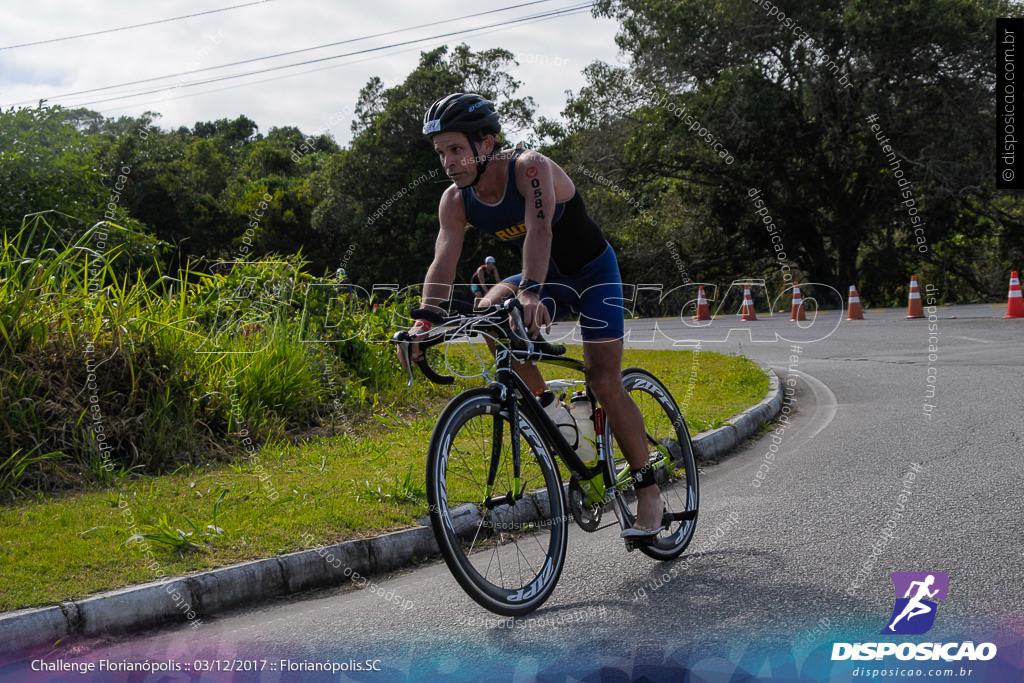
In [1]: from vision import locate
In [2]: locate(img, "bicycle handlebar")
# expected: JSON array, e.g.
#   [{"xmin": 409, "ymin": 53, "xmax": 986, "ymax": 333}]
[{"xmin": 391, "ymin": 298, "xmax": 566, "ymax": 386}]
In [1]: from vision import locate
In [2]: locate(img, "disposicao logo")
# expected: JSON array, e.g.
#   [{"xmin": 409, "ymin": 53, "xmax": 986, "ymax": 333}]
[
  {"xmin": 831, "ymin": 571, "xmax": 998, "ymax": 662},
  {"xmin": 882, "ymin": 571, "xmax": 948, "ymax": 635}
]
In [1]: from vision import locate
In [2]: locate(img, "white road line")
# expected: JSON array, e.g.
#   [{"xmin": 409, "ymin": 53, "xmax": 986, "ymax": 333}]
[
  {"xmin": 800, "ymin": 369, "xmax": 840, "ymax": 441},
  {"xmin": 773, "ymin": 366, "xmax": 839, "ymax": 446}
]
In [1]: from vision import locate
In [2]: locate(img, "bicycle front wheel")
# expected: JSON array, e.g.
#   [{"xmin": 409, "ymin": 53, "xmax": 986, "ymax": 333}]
[
  {"xmin": 426, "ymin": 388, "xmax": 568, "ymax": 616},
  {"xmin": 606, "ymin": 368, "xmax": 700, "ymax": 560}
]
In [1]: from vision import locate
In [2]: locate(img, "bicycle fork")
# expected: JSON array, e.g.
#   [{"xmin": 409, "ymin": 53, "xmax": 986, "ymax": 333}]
[{"xmin": 483, "ymin": 394, "xmax": 525, "ymax": 511}]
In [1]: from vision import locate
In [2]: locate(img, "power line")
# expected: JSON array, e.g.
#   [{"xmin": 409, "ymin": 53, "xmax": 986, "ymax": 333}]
[
  {"xmin": 0, "ymin": 0, "xmax": 278, "ymax": 51},
  {"xmin": 16, "ymin": 0, "xmax": 562, "ymax": 104},
  {"xmin": 64, "ymin": 4, "xmax": 593, "ymax": 109},
  {"xmin": 94, "ymin": 10, "xmax": 587, "ymax": 116}
]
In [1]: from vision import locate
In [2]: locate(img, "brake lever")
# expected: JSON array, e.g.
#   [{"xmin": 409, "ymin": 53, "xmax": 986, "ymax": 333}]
[
  {"xmin": 505, "ymin": 299, "xmax": 535, "ymax": 354},
  {"xmin": 391, "ymin": 331, "xmax": 415, "ymax": 387}
]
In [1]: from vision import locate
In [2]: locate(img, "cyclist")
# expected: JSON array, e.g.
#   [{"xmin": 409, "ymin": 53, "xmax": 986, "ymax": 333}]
[
  {"xmin": 407, "ymin": 92, "xmax": 663, "ymax": 538},
  {"xmin": 470, "ymin": 256, "xmax": 501, "ymax": 299}
]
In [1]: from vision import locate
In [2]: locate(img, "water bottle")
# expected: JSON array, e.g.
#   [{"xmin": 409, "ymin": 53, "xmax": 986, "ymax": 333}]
[
  {"xmin": 538, "ymin": 390, "xmax": 578, "ymax": 449},
  {"xmin": 569, "ymin": 392, "xmax": 598, "ymax": 465}
]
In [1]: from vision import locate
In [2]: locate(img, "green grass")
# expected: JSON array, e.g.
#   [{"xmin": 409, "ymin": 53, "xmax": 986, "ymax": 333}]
[{"xmin": 0, "ymin": 346, "xmax": 765, "ymax": 612}]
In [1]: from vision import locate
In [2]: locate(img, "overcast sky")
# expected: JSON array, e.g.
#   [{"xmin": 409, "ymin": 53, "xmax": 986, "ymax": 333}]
[{"xmin": 0, "ymin": 0, "xmax": 624, "ymax": 145}]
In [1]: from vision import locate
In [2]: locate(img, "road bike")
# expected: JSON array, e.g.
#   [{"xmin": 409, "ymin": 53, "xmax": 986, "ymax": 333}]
[{"xmin": 393, "ymin": 299, "xmax": 699, "ymax": 616}]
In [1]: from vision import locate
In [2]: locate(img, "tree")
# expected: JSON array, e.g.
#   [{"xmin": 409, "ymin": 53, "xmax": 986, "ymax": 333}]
[
  {"xmin": 559, "ymin": 0, "xmax": 1017, "ymax": 302},
  {"xmin": 0, "ymin": 104, "xmax": 105, "ymax": 231}
]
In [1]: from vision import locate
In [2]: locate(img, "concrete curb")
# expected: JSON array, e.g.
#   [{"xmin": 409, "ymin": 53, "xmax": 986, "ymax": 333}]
[
  {"xmin": 691, "ymin": 369, "xmax": 783, "ymax": 460},
  {"xmin": 1, "ymin": 371, "xmax": 784, "ymax": 652}
]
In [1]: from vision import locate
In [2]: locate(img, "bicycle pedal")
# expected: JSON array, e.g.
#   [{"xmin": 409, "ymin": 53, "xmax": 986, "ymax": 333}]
[
  {"xmin": 636, "ymin": 534, "xmax": 658, "ymax": 546},
  {"xmin": 623, "ymin": 535, "xmax": 656, "ymax": 551}
]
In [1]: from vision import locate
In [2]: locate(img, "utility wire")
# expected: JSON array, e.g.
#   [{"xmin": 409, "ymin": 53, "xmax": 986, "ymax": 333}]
[
  {"xmin": 17, "ymin": 0, "xmax": 562, "ymax": 104},
  {"xmin": 64, "ymin": 4, "xmax": 593, "ymax": 109},
  {"xmin": 94, "ymin": 9, "xmax": 585, "ymax": 115},
  {"xmin": 0, "ymin": 0, "xmax": 278, "ymax": 51}
]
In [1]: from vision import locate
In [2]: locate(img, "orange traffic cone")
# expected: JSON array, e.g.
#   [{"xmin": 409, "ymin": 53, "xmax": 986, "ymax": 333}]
[
  {"xmin": 906, "ymin": 276, "xmax": 924, "ymax": 319},
  {"xmin": 790, "ymin": 283, "xmax": 807, "ymax": 321},
  {"xmin": 1004, "ymin": 271, "xmax": 1024, "ymax": 319},
  {"xmin": 741, "ymin": 286, "xmax": 757, "ymax": 321},
  {"xmin": 847, "ymin": 285, "xmax": 864, "ymax": 320},
  {"xmin": 693, "ymin": 285, "xmax": 711, "ymax": 321}
]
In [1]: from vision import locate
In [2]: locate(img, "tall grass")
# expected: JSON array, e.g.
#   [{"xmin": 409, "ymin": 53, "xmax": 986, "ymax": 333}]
[{"xmin": 0, "ymin": 215, "xmax": 413, "ymax": 498}]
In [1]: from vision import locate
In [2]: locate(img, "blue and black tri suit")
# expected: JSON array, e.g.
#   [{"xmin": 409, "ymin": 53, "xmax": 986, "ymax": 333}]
[{"xmin": 461, "ymin": 150, "xmax": 625, "ymax": 341}]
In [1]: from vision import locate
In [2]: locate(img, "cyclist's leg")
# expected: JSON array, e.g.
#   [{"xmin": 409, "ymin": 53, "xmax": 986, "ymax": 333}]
[
  {"xmin": 477, "ymin": 280, "xmax": 515, "ymax": 349},
  {"xmin": 514, "ymin": 358, "xmax": 547, "ymax": 394},
  {"xmin": 584, "ymin": 337, "xmax": 664, "ymax": 533},
  {"xmin": 476, "ymin": 280, "xmax": 516, "ymax": 308},
  {"xmin": 571, "ymin": 245, "xmax": 663, "ymax": 533}
]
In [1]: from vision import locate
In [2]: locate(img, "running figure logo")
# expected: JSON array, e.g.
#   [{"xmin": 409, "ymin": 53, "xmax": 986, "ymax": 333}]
[{"xmin": 881, "ymin": 571, "xmax": 949, "ymax": 635}]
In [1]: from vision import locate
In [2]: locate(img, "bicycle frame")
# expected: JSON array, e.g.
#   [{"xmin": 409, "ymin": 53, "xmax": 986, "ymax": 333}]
[
  {"xmin": 492, "ymin": 347, "xmax": 686, "ymax": 539},
  {"xmin": 393, "ymin": 299, "xmax": 681, "ymax": 532},
  {"xmin": 395, "ymin": 300, "xmax": 597, "ymax": 484},
  {"xmin": 491, "ymin": 345, "xmax": 595, "ymax": 482}
]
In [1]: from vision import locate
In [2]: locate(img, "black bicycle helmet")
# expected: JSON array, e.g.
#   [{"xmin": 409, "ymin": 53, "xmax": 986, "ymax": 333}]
[
  {"xmin": 422, "ymin": 93, "xmax": 501, "ymax": 138},
  {"xmin": 423, "ymin": 93, "xmax": 501, "ymax": 188}
]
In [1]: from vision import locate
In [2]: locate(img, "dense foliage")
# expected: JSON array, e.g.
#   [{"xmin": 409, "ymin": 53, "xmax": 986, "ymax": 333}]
[
  {"xmin": 565, "ymin": 0, "xmax": 1022, "ymax": 304},
  {"xmin": 3, "ymin": 10, "xmax": 1018, "ymax": 304}
]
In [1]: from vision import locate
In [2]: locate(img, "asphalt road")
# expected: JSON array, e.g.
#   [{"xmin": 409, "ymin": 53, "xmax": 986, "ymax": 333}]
[{"xmin": 7, "ymin": 304, "xmax": 1022, "ymax": 681}]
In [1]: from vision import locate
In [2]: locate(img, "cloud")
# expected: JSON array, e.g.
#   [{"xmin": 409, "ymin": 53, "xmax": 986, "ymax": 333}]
[{"xmin": 0, "ymin": 0, "xmax": 620, "ymax": 144}]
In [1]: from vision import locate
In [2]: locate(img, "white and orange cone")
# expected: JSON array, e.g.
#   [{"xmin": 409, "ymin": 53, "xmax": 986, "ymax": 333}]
[
  {"xmin": 790, "ymin": 283, "xmax": 807, "ymax": 321},
  {"xmin": 693, "ymin": 285, "xmax": 711, "ymax": 321},
  {"xmin": 741, "ymin": 286, "xmax": 757, "ymax": 321},
  {"xmin": 1004, "ymin": 271, "xmax": 1024, "ymax": 319},
  {"xmin": 906, "ymin": 276, "xmax": 924, "ymax": 319},
  {"xmin": 847, "ymin": 285, "xmax": 864, "ymax": 320}
]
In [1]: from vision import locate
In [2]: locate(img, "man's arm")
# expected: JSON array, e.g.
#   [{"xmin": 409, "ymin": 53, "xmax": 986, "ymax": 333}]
[
  {"xmin": 489, "ymin": 264, "xmax": 501, "ymax": 283},
  {"xmin": 514, "ymin": 151, "xmax": 556, "ymax": 335},
  {"xmin": 516, "ymin": 152, "xmax": 555, "ymax": 285},
  {"xmin": 402, "ymin": 186, "xmax": 466, "ymax": 366},
  {"xmin": 420, "ymin": 186, "xmax": 467, "ymax": 311}
]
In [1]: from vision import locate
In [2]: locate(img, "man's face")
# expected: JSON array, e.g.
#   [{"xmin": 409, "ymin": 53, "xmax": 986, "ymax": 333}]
[{"xmin": 432, "ymin": 132, "xmax": 492, "ymax": 188}]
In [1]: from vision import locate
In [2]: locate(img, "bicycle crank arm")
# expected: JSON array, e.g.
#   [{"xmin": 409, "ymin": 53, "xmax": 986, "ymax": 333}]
[{"xmin": 609, "ymin": 492, "xmax": 633, "ymax": 531}]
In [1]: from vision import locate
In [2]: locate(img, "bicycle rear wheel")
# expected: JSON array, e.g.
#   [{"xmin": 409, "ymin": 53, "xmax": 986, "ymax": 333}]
[
  {"xmin": 426, "ymin": 388, "xmax": 568, "ymax": 616},
  {"xmin": 605, "ymin": 368, "xmax": 699, "ymax": 560}
]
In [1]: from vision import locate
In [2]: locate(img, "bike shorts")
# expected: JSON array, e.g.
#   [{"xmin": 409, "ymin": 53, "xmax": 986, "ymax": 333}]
[{"xmin": 503, "ymin": 242, "xmax": 624, "ymax": 342}]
